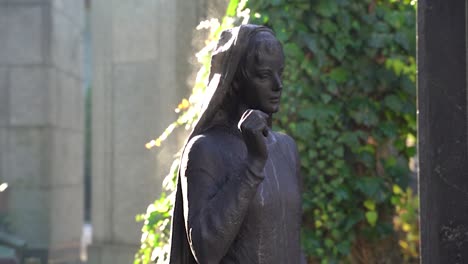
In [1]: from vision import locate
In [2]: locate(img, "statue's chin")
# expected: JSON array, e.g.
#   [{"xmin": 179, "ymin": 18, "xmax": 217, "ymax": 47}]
[
  {"xmin": 247, "ymin": 103, "xmax": 279, "ymax": 114},
  {"xmin": 266, "ymin": 105, "xmax": 280, "ymax": 114},
  {"xmin": 269, "ymin": 108, "xmax": 279, "ymax": 114}
]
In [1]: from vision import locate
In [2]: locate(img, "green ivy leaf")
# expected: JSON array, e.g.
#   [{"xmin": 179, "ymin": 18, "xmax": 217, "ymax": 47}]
[
  {"xmin": 316, "ymin": 0, "xmax": 338, "ymax": 18},
  {"xmin": 363, "ymin": 199, "xmax": 376, "ymax": 211},
  {"xmin": 329, "ymin": 67, "xmax": 349, "ymax": 84},
  {"xmin": 365, "ymin": 211, "xmax": 378, "ymax": 226},
  {"xmin": 384, "ymin": 94, "xmax": 403, "ymax": 112},
  {"xmin": 355, "ymin": 177, "xmax": 383, "ymax": 198},
  {"xmin": 336, "ymin": 240, "xmax": 351, "ymax": 255}
]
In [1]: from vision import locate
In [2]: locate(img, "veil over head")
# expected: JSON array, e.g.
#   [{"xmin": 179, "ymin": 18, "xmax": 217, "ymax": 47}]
[
  {"xmin": 168, "ymin": 24, "xmax": 274, "ymax": 264},
  {"xmin": 189, "ymin": 24, "xmax": 274, "ymax": 139}
]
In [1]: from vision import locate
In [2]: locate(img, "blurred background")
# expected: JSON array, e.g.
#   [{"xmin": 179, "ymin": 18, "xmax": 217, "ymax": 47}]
[
  {"xmin": 0, "ymin": 0, "xmax": 418, "ymax": 263},
  {"xmin": 0, "ymin": 0, "xmax": 230, "ymax": 263}
]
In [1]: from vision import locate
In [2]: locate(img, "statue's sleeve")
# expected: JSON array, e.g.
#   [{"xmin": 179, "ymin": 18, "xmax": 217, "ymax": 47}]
[{"xmin": 180, "ymin": 135, "xmax": 264, "ymax": 264}]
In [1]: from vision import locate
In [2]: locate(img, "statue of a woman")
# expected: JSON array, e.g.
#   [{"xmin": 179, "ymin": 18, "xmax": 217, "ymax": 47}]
[{"xmin": 169, "ymin": 24, "xmax": 303, "ymax": 264}]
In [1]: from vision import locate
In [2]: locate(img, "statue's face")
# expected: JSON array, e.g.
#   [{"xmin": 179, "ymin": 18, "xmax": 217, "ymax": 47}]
[{"xmin": 240, "ymin": 35, "xmax": 284, "ymax": 114}]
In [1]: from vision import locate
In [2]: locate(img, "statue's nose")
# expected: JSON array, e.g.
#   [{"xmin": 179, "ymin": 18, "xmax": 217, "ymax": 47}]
[{"xmin": 273, "ymin": 73, "xmax": 283, "ymax": 91}]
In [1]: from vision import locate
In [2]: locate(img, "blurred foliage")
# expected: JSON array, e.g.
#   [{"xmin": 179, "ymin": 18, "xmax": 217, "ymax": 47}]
[
  {"xmin": 136, "ymin": 0, "xmax": 418, "ymax": 263},
  {"xmin": 392, "ymin": 184, "xmax": 419, "ymax": 261}
]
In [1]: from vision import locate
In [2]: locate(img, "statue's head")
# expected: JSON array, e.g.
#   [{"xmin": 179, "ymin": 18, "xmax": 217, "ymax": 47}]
[
  {"xmin": 190, "ymin": 25, "xmax": 284, "ymax": 137},
  {"xmin": 233, "ymin": 30, "xmax": 285, "ymax": 114}
]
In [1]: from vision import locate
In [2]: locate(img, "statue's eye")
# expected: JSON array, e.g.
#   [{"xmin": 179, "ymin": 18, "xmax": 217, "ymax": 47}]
[{"xmin": 257, "ymin": 70, "xmax": 271, "ymax": 79}]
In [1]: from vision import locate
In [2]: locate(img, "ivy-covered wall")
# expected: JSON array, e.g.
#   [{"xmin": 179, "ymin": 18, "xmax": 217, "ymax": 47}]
[
  {"xmin": 247, "ymin": 0, "xmax": 417, "ymax": 263},
  {"xmin": 136, "ymin": 0, "xmax": 418, "ymax": 263}
]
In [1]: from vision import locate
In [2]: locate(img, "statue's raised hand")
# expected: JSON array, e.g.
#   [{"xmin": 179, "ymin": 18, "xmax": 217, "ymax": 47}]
[{"xmin": 238, "ymin": 109, "xmax": 269, "ymax": 171}]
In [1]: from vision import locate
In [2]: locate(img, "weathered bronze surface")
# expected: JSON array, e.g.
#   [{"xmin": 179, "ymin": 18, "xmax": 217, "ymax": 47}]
[{"xmin": 170, "ymin": 24, "xmax": 303, "ymax": 264}]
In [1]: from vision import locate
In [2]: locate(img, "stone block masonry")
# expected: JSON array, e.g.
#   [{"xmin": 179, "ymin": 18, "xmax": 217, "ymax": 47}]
[{"xmin": 0, "ymin": 0, "xmax": 85, "ymax": 263}]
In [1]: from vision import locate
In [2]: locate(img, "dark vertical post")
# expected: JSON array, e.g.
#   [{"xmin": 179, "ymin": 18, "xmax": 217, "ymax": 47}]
[{"xmin": 418, "ymin": 1, "xmax": 468, "ymax": 263}]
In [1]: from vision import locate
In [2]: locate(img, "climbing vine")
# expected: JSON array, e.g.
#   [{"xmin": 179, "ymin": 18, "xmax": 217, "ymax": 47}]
[{"xmin": 136, "ymin": 0, "xmax": 418, "ymax": 263}]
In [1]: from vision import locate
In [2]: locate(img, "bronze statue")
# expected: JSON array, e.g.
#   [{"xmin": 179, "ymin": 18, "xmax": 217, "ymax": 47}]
[{"xmin": 169, "ymin": 24, "xmax": 303, "ymax": 264}]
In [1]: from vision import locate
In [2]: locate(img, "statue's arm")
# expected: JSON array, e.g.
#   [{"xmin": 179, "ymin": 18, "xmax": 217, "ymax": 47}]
[{"xmin": 180, "ymin": 135, "xmax": 264, "ymax": 264}]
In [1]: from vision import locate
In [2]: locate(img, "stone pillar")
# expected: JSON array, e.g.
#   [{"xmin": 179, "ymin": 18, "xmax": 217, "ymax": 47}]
[
  {"xmin": 0, "ymin": 0, "xmax": 85, "ymax": 263},
  {"xmin": 88, "ymin": 0, "xmax": 228, "ymax": 263},
  {"xmin": 418, "ymin": 0, "xmax": 468, "ymax": 263}
]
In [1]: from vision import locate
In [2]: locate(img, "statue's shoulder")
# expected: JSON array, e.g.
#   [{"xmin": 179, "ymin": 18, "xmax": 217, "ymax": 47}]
[
  {"xmin": 185, "ymin": 132, "xmax": 219, "ymax": 155},
  {"xmin": 273, "ymin": 131, "xmax": 297, "ymax": 150},
  {"xmin": 182, "ymin": 133, "xmax": 225, "ymax": 173},
  {"xmin": 185, "ymin": 128, "xmax": 234, "ymax": 157},
  {"xmin": 273, "ymin": 131, "xmax": 300, "ymax": 164}
]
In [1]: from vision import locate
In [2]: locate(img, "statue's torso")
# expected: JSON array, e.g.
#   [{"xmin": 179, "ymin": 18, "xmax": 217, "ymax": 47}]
[{"xmin": 207, "ymin": 126, "xmax": 302, "ymax": 264}]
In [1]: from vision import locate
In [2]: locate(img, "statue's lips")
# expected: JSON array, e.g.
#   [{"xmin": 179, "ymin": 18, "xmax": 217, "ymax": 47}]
[{"xmin": 269, "ymin": 97, "xmax": 280, "ymax": 103}]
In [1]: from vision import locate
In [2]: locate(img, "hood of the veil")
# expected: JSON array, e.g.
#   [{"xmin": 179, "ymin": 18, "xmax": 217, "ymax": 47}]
[{"xmin": 188, "ymin": 24, "xmax": 274, "ymax": 140}]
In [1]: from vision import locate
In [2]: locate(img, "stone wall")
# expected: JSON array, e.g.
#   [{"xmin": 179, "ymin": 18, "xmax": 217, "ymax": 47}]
[
  {"xmin": 0, "ymin": 0, "xmax": 85, "ymax": 262},
  {"xmin": 88, "ymin": 0, "xmax": 228, "ymax": 263}
]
